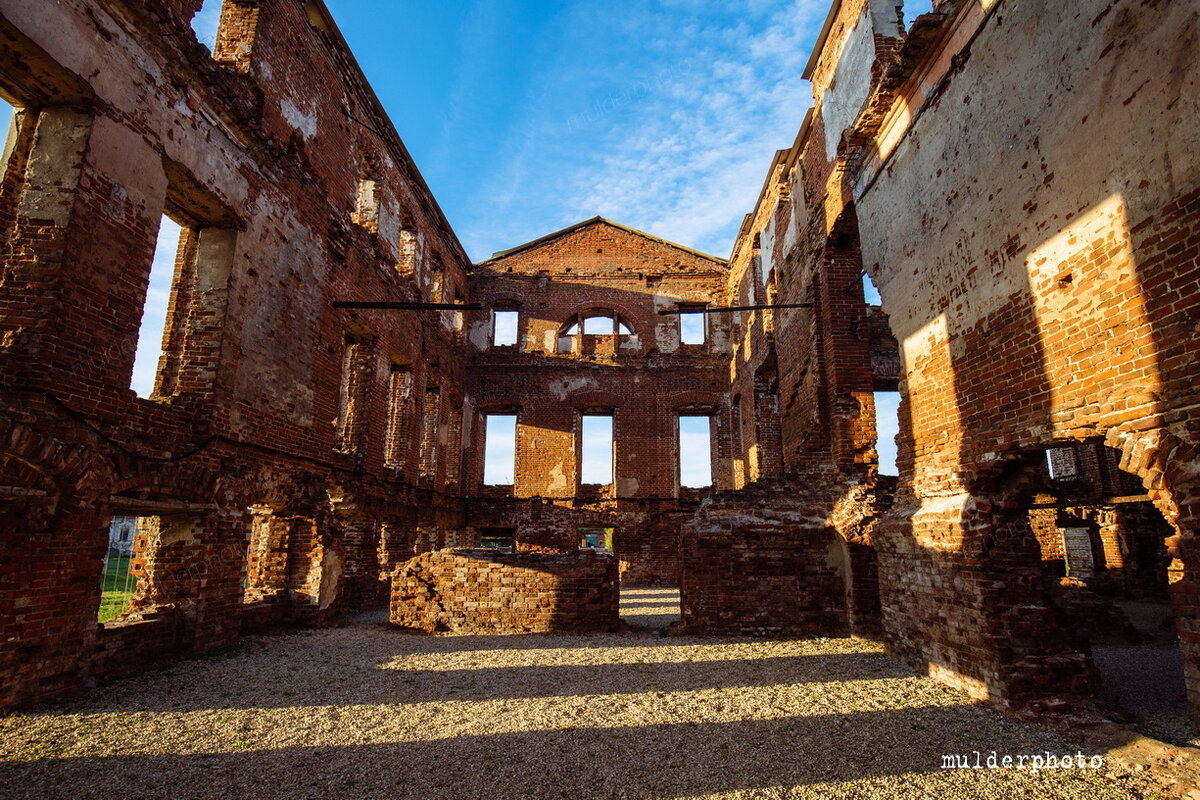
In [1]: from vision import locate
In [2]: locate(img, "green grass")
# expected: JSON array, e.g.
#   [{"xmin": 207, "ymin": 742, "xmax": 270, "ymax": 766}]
[{"xmin": 98, "ymin": 556, "xmax": 134, "ymax": 623}]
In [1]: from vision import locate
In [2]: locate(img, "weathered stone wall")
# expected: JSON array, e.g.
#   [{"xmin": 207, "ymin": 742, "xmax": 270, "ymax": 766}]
[{"xmin": 390, "ymin": 549, "xmax": 620, "ymax": 634}]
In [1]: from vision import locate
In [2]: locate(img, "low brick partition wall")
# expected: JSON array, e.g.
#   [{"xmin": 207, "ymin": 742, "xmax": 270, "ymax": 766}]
[
  {"xmin": 390, "ymin": 549, "xmax": 620, "ymax": 633},
  {"xmin": 679, "ymin": 480, "xmax": 876, "ymax": 637}
]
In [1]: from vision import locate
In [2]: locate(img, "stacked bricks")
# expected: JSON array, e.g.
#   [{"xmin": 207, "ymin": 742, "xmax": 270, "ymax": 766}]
[
  {"xmin": 390, "ymin": 549, "xmax": 620, "ymax": 634},
  {"xmin": 679, "ymin": 479, "xmax": 870, "ymax": 637}
]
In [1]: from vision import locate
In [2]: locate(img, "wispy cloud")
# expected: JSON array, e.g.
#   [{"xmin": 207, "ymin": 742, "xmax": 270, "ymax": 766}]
[{"xmin": 458, "ymin": 0, "xmax": 824, "ymax": 260}]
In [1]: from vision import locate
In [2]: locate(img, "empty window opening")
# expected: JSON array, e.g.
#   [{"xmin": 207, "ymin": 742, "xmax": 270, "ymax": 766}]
[
  {"xmin": 398, "ymin": 227, "xmax": 420, "ymax": 274},
  {"xmin": 863, "ymin": 272, "xmax": 882, "ymax": 305},
  {"xmin": 580, "ymin": 414, "xmax": 614, "ymax": 485},
  {"xmin": 334, "ymin": 335, "xmax": 373, "ymax": 455},
  {"xmin": 451, "ymin": 290, "xmax": 465, "ymax": 333},
  {"xmin": 904, "ymin": 0, "xmax": 936, "ymax": 29},
  {"xmin": 101, "ymin": 516, "xmax": 141, "ymax": 622},
  {"xmin": 191, "ymin": 0, "xmax": 222, "ymax": 50},
  {"xmin": 384, "ymin": 365, "xmax": 413, "ymax": 469},
  {"xmin": 353, "ymin": 174, "xmax": 380, "ymax": 232},
  {"xmin": 492, "ymin": 310, "xmax": 519, "ymax": 346},
  {"xmin": 1047, "ymin": 446, "xmax": 1080, "ymax": 480},
  {"xmin": 130, "ymin": 214, "xmax": 186, "ymax": 398},
  {"xmin": 419, "ymin": 385, "xmax": 441, "ymax": 478},
  {"xmin": 679, "ymin": 415, "xmax": 713, "ymax": 488},
  {"xmin": 579, "ymin": 526, "xmax": 613, "ymax": 552},
  {"xmin": 483, "ymin": 414, "xmax": 517, "ymax": 485},
  {"xmin": 679, "ymin": 307, "xmax": 706, "ymax": 345},
  {"xmin": 243, "ymin": 506, "xmax": 291, "ymax": 603},
  {"xmin": 480, "ymin": 527, "xmax": 515, "ymax": 549},
  {"xmin": 582, "ymin": 314, "xmax": 614, "ymax": 335},
  {"xmin": 874, "ymin": 391, "xmax": 900, "ymax": 477}
]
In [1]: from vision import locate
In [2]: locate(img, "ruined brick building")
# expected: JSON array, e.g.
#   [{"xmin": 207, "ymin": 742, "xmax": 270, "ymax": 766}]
[{"xmin": 0, "ymin": 0, "xmax": 1198, "ymax": 748}]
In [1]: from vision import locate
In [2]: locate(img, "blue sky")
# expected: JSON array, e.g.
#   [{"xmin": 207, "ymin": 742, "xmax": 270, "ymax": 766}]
[
  {"xmin": 326, "ymin": 0, "xmax": 828, "ymax": 261},
  {"xmin": 1, "ymin": 1, "xmax": 903, "ymax": 471}
]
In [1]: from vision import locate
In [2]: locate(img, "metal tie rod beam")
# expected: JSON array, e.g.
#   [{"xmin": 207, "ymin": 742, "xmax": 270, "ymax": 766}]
[
  {"xmin": 333, "ymin": 301, "xmax": 485, "ymax": 311},
  {"xmin": 657, "ymin": 303, "xmax": 814, "ymax": 315}
]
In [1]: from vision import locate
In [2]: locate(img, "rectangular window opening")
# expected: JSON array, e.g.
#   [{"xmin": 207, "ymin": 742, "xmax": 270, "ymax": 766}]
[
  {"xmin": 191, "ymin": 0, "xmax": 223, "ymax": 50},
  {"xmin": 580, "ymin": 414, "xmax": 614, "ymax": 485},
  {"xmin": 492, "ymin": 310, "xmax": 519, "ymax": 347},
  {"xmin": 335, "ymin": 335, "xmax": 373, "ymax": 455},
  {"xmin": 578, "ymin": 526, "xmax": 614, "ymax": 552},
  {"xmin": 243, "ymin": 505, "xmax": 291, "ymax": 603},
  {"xmin": 1048, "ymin": 446, "xmax": 1079, "ymax": 480},
  {"xmin": 679, "ymin": 307, "xmax": 706, "ymax": 345},
  {"xmin": 101, "ymin": 516, "xmax": 144, "ymax": 622},
  {"xmin": 419, "ymin": 386, "xmax": 441, "ymax": 478},
  {"xmin": 874, "ymin": 391, "xmax": 900, "ymax": 477},
  {"xmin": 582, "ymin": 314, "xmax": 614, "ymax": 335},
  {"xmin": 483, "ymin": 414, "xmax": 517, "ymax": 485},
  {"xmin": 353, "ymin": 176, "xmax": 380, "ymax": 232},
  {"xmin": 130, "ymin": 214, "xmax": 187, "ymax": 398},
  {"xmin": 679, "ymin": 415, "xmax": 713, "ymax": 488},
  {"xmin": 480, "ymin": 527, "xmax": 516, "ymax": 549},
  {"xmin": 398, "ymin": 227, "xmax": 419, "ymax": 274},
  {"xmin": 384, "ymin": 365, "xmax": 413, "ymax": 469}
]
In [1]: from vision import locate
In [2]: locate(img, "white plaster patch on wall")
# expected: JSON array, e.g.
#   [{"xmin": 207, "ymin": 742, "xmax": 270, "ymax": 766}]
[
  {"xmin": 280, "ymin": 97, "xmax": 318, "ymax": 140},
  {"xmin": 653, "ymin": 291, "xmax": 683, "ymax": 352},
  {"xmin": 548, "ymin": 377, "xmax": 595, "ymax": 400},
  {"xmin": 821, "ymin": 11, "xmax": 877, "ymax": 162},
  {"xmin": 468, "ymin": 319, "xmax": 491, "ymax": 350},
  {"xmin": 548, "ymin": 462, "xmax": 569, "ymax": 491}
]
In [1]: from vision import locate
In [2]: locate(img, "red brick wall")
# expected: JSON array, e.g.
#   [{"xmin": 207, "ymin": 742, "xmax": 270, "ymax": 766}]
[
  {"xmin": 0, "ymin": 0, "xmax": 470, "ymax": 707},
  {"xmin": 390, "ymin": 549, "xmax": 620, "ymax": 634}
]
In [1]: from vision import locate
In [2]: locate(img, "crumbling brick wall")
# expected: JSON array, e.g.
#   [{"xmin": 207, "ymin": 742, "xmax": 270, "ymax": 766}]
[
  {"xmin": 0, "ymin": 0, "xmax": 470, "ymax": 708},
  {"xmin": 390, "ymin": 549, "xmax": 620, "ymax": 634},
  {"xmin": 461, "ymin": 219, "xmax": 731, "ymax": 587},
  {"xmin": 680, "ymin": 479, "xmax": 879, "ymax": 637},
  {"xmin": 805, "ymin": 0, "xmax": 1200, "ymax": 714}
]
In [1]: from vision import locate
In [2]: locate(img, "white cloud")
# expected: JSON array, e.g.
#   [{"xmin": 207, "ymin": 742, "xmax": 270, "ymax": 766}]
[{"xmin": 460, "ymin": 0, "xmax": 824, "ymax": 261}]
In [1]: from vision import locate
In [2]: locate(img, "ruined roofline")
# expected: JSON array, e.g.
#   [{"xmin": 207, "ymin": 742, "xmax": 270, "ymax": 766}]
[
  {"xmin": 802, "ymin": 0, "xmax": 845, "ymax": 80},
  {"xmin": 306, "ymin": 0, "xmax": 471, "ymax": 267},
  {"xmin": 476, "ymin": 217, "xmax": 729, "ymax": 267}
]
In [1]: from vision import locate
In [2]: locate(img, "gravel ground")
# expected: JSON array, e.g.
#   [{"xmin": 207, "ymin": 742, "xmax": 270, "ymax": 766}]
[
  {"xmin": 621, "ymin": 588, "xmax": 681, "ymax": 630},
  {"xmin": 0, "ymin": 599, "xmax": 1170, "ymax": 800},
  {"xmin": 1094, "ymin": 642, "xmax": 1198, "ymax": 748}
]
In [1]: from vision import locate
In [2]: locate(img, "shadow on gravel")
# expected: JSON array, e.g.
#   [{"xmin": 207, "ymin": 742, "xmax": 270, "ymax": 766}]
[{"xmin": 0, "ymin": 704, "xmax": 1115, "ymax": 800}]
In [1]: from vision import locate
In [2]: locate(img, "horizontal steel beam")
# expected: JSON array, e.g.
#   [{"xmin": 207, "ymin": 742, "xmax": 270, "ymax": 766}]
[
  {"xmin": 657, "ymin": 303, "xmax": 814, "ymax": 315},
  {"xmin": 333, "ymin": 301, "xmax": 485, "ymax": 311}
]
